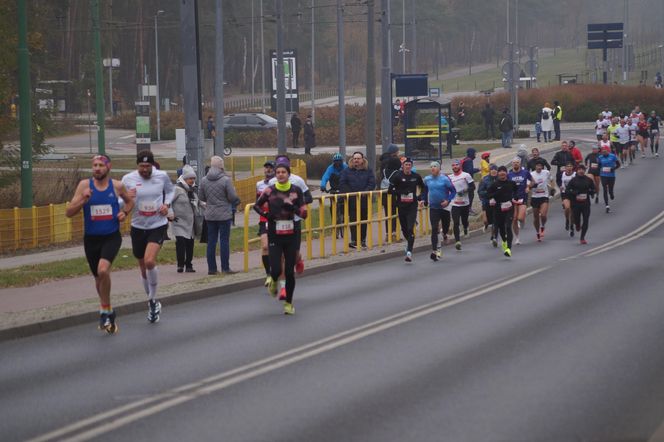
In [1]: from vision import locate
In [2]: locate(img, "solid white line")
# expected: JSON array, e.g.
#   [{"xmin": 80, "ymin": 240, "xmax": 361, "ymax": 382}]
[
  {"xmin": 585, "ymin": 214, "xmax": 664, "ymax": 257},
  {"xmin": 118, "ymin": 134, "xmax": 134, "ymax": 140},
  {"xmin": 30, "ymin": 267, "xmax": 549, "ymax": 442}
]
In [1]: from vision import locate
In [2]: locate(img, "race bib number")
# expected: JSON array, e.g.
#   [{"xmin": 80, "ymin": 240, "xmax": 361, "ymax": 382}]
[
  {"xmin": 514, "ymin": 199, "xmax": 524, "ymax": 205},
  {"xmin": 489, "ymin": 198, "xmax": 496, "ymax": 206},
  {"xmin": 90, "ymin": 204, "xmax": 113, "ymax": 221},
  {"xmin": 590, "ymin": 163, "xmax": 598, "ymax": 169},
  {"xmin": 500, "ymin": 201, "xmax": 513, "ymax": 212},
  {"xmin": 401, "ymin": 193, "xmax": 414, "ymax": 203},
  {"xmin": 576, "ymin": 193, "xmax": 588, "ymax": 202},
  {"xmin": 138, "ymin": 200, "xmax": 158, "ymax": 216},
  {"xmin": 275, "ymin": 220, "xmax": 294, "ymax": 235},
  {"xmin": 601, "ymin": 166, "xmax": 612, "ymax": 173}
]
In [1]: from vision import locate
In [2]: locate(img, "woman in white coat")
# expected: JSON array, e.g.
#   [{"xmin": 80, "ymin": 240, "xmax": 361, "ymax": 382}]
[
  {"xmin": 540, "ymin": 102, "xmax": 554, "ymax": 143},
  {"xmin": 171, "ymin": 165, "xmax": 200, "ymax": 273}
]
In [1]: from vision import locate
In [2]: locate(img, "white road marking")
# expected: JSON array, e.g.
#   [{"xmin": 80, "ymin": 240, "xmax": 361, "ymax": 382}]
[{"xmin": 28, "ymin": 268, "xmax": 549, "ymax": 442}]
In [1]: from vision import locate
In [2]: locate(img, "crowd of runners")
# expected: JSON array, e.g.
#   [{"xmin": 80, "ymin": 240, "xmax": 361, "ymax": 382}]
[{"xmin": 66, "ymin": 105, "xmax": 660, "ymax": 333}]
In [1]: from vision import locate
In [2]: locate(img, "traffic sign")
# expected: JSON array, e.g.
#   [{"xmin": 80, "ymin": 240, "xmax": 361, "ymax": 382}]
[
  {"xmin": 588, "ymin": 40, "xmax": 622, "ymax": 50},
  {"xmin": 587, "ymin": 22, "xmax": 623, "ymax": 32},
  {"xmin": 588, "ymin": 31, "xmax": 623, "ymax": 41}
]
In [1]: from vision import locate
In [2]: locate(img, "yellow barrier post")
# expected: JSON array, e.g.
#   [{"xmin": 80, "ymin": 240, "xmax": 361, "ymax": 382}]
[
  {"xmin": 387, "ymin": 195, "xmax": 393, "ymax": 243},
  {"xmin": 13, "ymin": 207, "xmax": 20, "ymax": 250},
  {"xmin": 305, "ymin": 209, "xmax": 313, "ymax": 260},
  {"xmin": 331, "ymin": 195, "xmax": 338, "ymax": 256},
  {"xmin": 376, "ymin": 191, "xmax": 384, "ymax": 247},
  {"xmin": 355, "ymin": 192, "xmax": 361, "ymax": 248},
  {"xmin": 367, "ymin": 192, "xmax": 374, "ymax": 249},
  {"xmin": 319, "ymin": 194, "xmax": 326, "ymax": 258},
  {"xmin": 231, "ymin": 157, "xmax": 236, "ymax": 181},
  {"xmin": 343, "ymin": 194, "xmax": 349, "ymax": 253},
  {"xmin": 243, "ymin": 203, "xmax": 251, "ymax": 272}
]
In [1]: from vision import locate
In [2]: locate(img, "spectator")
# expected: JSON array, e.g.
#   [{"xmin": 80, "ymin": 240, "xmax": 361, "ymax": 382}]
[
  {"xmin": 339, "ymin": 151, "xmax": 376, "ymax": 249},
  {"xmin": 553, "ymin": 100, "xmax": 563, "ymax": 141},
  {"xmin": 535, "ymin": 108, "xmax": 543, "ymax": 142},
  {"xmin": 461, "ymin": 147, "xmax": 480, "ymax": 212},
  {"xmin": 176, "ymin": 155, "xmax": 188, "ymax": 178},
  {"xmin": 516, "ymin": 145, "xmax": 529, "ymax": 169},
  {"xmin": 456, "ymin": 101, "xmax": 466, "ymax": 124},
  {"xmin": 199, "ymin": 155, "xmax": 240, "ymax": 275},
  {"xmin": 540, "ymin": 102, "xmax": 554, "ymax": 142},
  {"xmin": 304, "ymin": 115, "xmax": 316, "ymax": 155},
  {"xmin": 320, "ymin": 153, "xmax": 348, "ymax": 193},
  {"xmin": 480, "ymin": 152, "xmax": 491, "ymax": 178},
  {"xmin": 206, "ymin": 115, "xmax": 215, "ymax": 139},
  {"xmin": 499, "ymin": 108, "xmax": 514, "ymax": 148},
  {"xmin": 378, "ymin": 144, "xmax": 401, "ymax": 239},
  {"xmin": 481, "ymin": 103, "xmax": 496, "ymax": 139},
  {"xmin": 290, "ymin": 112, "xmax": 302, "ymax": 148},
  {"xmin": 170, "ymin": 165, "xmax": 201, "ymax": 273}
]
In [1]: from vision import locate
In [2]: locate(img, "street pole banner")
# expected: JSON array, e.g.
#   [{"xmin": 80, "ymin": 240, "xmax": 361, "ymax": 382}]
[
  {"xmin": 270, "ymin": 49, "xmax": 299, "ymax": 112},
  {"xmin": 135, "ymin": 101, "xmax": 151, "ymax": 152}
]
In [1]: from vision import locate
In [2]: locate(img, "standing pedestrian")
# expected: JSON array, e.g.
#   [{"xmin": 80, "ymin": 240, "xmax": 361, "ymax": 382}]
[
  {"xmin": 378, "ymin": 144, "xmax": 401, "ymax": 240},
  {"xmin": 540, "ymin": 102, "xmax": 554, "ymax": 143},
  {"xmin": 553, "ymin": 100, "xmax": 563, "ymax": 141},
  {"xmin": 290, "ymin": 112, "xmax": 302, "ymax": 148},
  {"xmin": 170, "ymin": 165, "xmax": 200, "ymax": 273},
  {"xmin": 199, "ymin": 155, "xmax": 241, "ymax": 275},
  {"xmin": 481, "ymin": 103, "xmax": 496, "ymax": 139},
  {"xmin": 304, "ymin": 114, "xmax": 316, "ymax": 155},
  {"xmin": 339, "ymin": 152, "xmax": 376, "ymax": 249},
  {"xmin": 122, "ymin": 150, "xmax": 175, "ymax": 324},
  {"xmin": 66, "ymin": 154, "xmax": 134, "ymax": 333},
  {"xmin": 206, "ymin": 115, "xmax": 216, "ymax": 139},
  {"xmin": 499, "ymin": 108, "xmax": 514, "ymax": 148}
]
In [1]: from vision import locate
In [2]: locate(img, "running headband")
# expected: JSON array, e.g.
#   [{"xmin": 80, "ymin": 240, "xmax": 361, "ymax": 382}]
[{"xmin": 92, "ymin": 154, "xmax": 111, "ymax": 166}]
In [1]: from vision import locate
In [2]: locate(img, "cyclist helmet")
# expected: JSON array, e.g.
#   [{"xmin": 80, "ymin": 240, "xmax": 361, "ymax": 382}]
[{"xmin": 332, "ymin": 153, "xmax": 344, "ymax": 162}]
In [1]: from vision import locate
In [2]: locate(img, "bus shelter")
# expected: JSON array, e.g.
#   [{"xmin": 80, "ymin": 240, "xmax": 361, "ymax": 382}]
[{"xmin": 403, "ymin": 98, "xmax": 453, "ymax": 161}]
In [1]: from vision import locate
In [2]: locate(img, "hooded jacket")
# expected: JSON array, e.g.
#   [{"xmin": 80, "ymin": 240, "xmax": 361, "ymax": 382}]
[
  {"xmin": 198, "ymin": 166, "xmax": 240, "ymax": 221},
  {"xmin": 339, "ymin": 158, "xmax": 376, "ymax": 193},
  {"xmin": 378, "ymin": 152, "xmax": 402, "ymax": 189},
  {"xmin": 461, "ymin": 148, "xmax": 480, "ymax": 176}
]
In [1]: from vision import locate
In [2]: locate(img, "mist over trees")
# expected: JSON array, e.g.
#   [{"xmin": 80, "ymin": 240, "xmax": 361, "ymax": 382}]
[{"xmin": 2, "ymin": 0, "xmax": 663, "ymax": 114}]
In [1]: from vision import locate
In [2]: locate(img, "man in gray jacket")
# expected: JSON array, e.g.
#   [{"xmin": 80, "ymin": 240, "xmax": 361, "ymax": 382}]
[{"xmin": 199, "ymin": 156, "xmax": 240, "ymax": 275}]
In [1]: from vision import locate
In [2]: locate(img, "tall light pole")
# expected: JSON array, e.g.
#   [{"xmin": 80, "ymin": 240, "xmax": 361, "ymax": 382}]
[
  {"xmin": 251, "ymin": 0, "xmax": 255, "ymax": 103},
  {"xmin": 154, "ymin": 9, "xmax": 164, "ymax": 141},
  {"xmin": 337, "ymin": 0, "xmax": 346, "ymax": 156},
  {"xmin": 92, "ymin": 0, "xmax": 106, "ymax": 154},
  {"xmin": 260, "ymin": 0, "xmax": 266, "ymax": 113},
  {"xmin": 366, "ymin": 0, "xmax": 376, "ymax": 172},
  {"xmin": 311, "ymin": 0, "xmax": 315, "ymax": 123},
  {"xmin": 380, "ymin": 0, "xmax": 391, "ymax": 153},
  {"xmin": 623, "ymin": 0, "xmax": 628, "ymax": 82},
  {"xmin": 276, "ymin": 0, "xmax": 287, "ymax": 154},
  {"xmin": 402, "ymin": 0, "xmax": 406, "ymax": 73},
  {"xmin": 215, "ymin": 0, "xmax": 224, "ymax": 155},
  {"xmin": 17, "ymin": 0, "xmax": 32, "ymax": 208}
]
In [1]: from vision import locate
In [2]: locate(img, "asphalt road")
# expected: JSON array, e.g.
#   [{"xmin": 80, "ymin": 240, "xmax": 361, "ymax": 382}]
[{"xmin": 2, "ymin": 153, "xmax": 664, "ymax": 442}]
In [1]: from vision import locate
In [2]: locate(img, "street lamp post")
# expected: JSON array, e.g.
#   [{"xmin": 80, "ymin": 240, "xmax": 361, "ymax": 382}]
[{"xmin": 154, "ymin": 10, "xmax": 164, "ymax": 141}]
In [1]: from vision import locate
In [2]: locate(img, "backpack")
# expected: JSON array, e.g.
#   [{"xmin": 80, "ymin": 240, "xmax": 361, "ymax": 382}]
[{"xmin": 542, "ymin": 111, "xmax": 549, "ymax": 120}]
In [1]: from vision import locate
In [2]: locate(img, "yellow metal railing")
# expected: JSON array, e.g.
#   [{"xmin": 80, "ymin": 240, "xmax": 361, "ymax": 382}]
[
  {"xmin": 243, "ymin": 190, "xmax": 431, "ymax": 272},
  {"xmin": 0, "ymin": 158, "xmax": 307, "ymax": 253}
]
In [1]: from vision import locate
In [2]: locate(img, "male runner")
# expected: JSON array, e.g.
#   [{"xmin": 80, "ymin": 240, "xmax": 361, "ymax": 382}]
[
  {"xmin": 567, "ymin": 164, "xmax": 596, "ymax": 245},
  {"xmin": 389, "ymin": 157, "xmax": 425, "ymax": 262},
  {"xmin": 560, "ymin": 162, "xmax": 576, "ymax": 236},
  {"xmin": 529, "ymin": 161, "xmax": 554, "ymax": 242},
  {"xmin": 422, "ymin": 161, "xmax": 456, "ymax": 261},
  {"xmin": 486, "ymin": 166, "xmax": 518, "ymax": 257},
  {"xmin": 648, "ymin": 110, "xmax": 661, "ymax": 157},
  {"xmin": 256, "ymin": 161, "xmax": 276, "ymax": 287},
  {"xmin": 66, "ymin": 154, "xmax": 133, "ymax": 333},
  {"xmin": 597, "ymin": 146, "xmax": 621, "ymax": 213},
  {"xmin": 122, "ymin": 150, "xmax": 174, "ymax": 323},
  {"xmin": 507, "ymin": 157, "xmax": 533, "ymax": 245},
  {"xmin": 448, "ymin": 159, "xmax": 475, "ymax": 251},
  {"xmin": 584, "ymin": 145, "xmax": 601, "ymax": 204}
]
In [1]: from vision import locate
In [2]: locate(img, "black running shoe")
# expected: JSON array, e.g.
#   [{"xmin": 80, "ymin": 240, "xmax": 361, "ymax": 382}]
[
  {"xmin": 99, "ymin": 311, "xmax": 118, "ymax": 334},
  {"xmin": 148, "ymin": 299, "xmax": 161, "ymax": 323}
]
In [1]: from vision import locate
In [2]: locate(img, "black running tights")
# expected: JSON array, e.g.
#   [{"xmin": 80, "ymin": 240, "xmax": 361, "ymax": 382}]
[
  {"xmin": 268, "ymin": 235, "xmax": 298, "ymax": 303},
  {"xmin": 600, "ymin": 176, "xmax": 615, "ymax": 206},
  {"xmin": 398, "ymin": 204, "xmax": 418, "ymax": 252},
  {"xmin": 429, "ymin": 208, "xmax": 451, "ymax": 250},
  {"xmin": 451, "ymin": 205, "xmax": 470, "ymax": 242},
  {"xmin": 572, "ymin": 204, "xmax": 590, "ymax": 240},
  {"xmin": 493, "ymin": 208, "xmax": 514, "ymax": 248}
]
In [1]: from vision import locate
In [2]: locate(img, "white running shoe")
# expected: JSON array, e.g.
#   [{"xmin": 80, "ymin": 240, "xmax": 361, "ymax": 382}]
[{"xmin": 514, "ymin": 236, "xmax": 521, "ymax": 245}]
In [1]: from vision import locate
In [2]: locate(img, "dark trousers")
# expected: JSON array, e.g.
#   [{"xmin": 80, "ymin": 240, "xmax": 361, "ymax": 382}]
[
  {"xmin": 398, "ymin": 204, "xmax": 418, "ymax": 252},
  {"xmin": 451, "ymin": 205, "xmax": 470, "ymax": 242},
  {"xmin": 175, "ymin": 236, "xmax": 194, "ymax": 269},
  {"xmin": 206, "ymin": 219, "xmax": 232, "ymax": 272},
  {"xmin": 484, "ymin": 122, "xmax": 495, "ymax": 139},
  {"xmin": 572, "ymin": 203, "xmax": 591, "ymax": 240},
  {"xmin": 553, "ymin": 119, "xmax": 561, "ymax": 140},
  {"xmin": 348, "ymin": 196, "xmax": 368, "ymax": 244},
  {"xmin": 429, "ymin": 209, "xmax": 451, "ymax": 250},
  {"xmin": 292, "ymin": 129, "xmax": 301, "ymax": 147},
  {"xmin": 382, "ymin": 192, "xmax": 398, "ymax": 236},
  {"xmin": 494, "ymin": 207, "xmax": 514, "ymax": 247},
  {"xmin": 600, "ymin": 176, "xmax": 615, "ymax": 205},
  {"xmin": 268, "ymin": 234, "xmax": 298, "ymax": 303},
  {"xmin": 484, "ymin": 205, "xmax": 496, "ymax": 237}
]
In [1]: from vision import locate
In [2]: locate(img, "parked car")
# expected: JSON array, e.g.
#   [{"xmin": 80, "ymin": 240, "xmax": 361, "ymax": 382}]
[{"xmin": 223, "ymin": 113, "xmax": 290, "ymax": 131}]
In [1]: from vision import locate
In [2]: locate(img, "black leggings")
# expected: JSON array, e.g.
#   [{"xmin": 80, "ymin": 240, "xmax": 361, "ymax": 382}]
[
  {"xmin": 451, "ymin": 205, "xmax": 470, "ymax": 241},
  {"xmin": 484, "ymin": 205, "xmax": 496, "ymax": 237},
  {"xmin": 572, "ymin": 204, "xmax": 591, "ymax": 240},
  {"xmin": 650, "ymin": 132, "xmax": 660, "ymax": 153},
  {"xmin": 268, "ymin": 234, "xmax": 298, "ymax": 303},
  {"xmin": 493, "ymin": 207, "xmax": 513, "ymax": 247},
  {"xmin": 429, "ymin": 209, "xmax": 451, "ymax": 250},
  {"xmin": 398, "ymin": 204, "xmax": 418, "ymax": 252},
  {"xmin": 175, "ymin": 236, "xmax": 194, "ymax": 268},
  {"xmin": 600, "ymin": 176, "xmax": 615, "ymax": 205}
]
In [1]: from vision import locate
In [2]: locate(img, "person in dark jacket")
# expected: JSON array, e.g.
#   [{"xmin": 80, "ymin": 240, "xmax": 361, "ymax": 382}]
[
  {"xmin": 526, "ymin": 147, "xmax": 551, "ymax": 171},
  {"xmin": 339, "ymin": 152, "xmax": 376, "ymax": 248},
  {"xmin": 481, "ymin": 103, "xmax": 496, "ymax": 139},
  {"xmin": 550, "ymin": 141, "xmax": 575, "ymax": 187},
  {"xmin": 461, "ymin": 147, "xmax": 480, "ymax": 212},
  {"xmin": 486, "ymin": 166, "xmax": 518, "ymax": 257},
  {"xmin": 477, "ymin": 164, "xmax": 498, "ymax": 245},
  {"xmin": 499, "ymin": 108, "xmax": 514, "ymax": 148},
  {"xmin": 290, "ymin": 113, "xmax": 302, "ymax": 148},
  {"xmin": 303, "ymin": 115, "xmax": 316, "ymax": 155},
  {"xmin": 566, "ymin": 164, "xmax": 595, "ymax": 244},
  {"xmin": 378, "ymin": 144, "xmax": 402, "ymax": 239}
]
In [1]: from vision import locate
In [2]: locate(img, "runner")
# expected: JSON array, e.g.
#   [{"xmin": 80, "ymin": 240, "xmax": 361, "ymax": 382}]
[
  {"xmin": 615, "ymin": 118, "xmax": 630, "ymax": 167},
  {"xmin": 597, "ymin": 146, "xmax": 621, "ymax": 213},
  {"xmin": 566, "ymin": 164, "xmax": 596, "ymax": 245},
  {"xmin": 599, "ymin": 133, "xmax": 612, "ymax": 153},
  {"xmin": 389, "ymin": 157, "xmax": 425, "ymax": 262},
  {"xmin": 256, "ymin": 160, "xmax": 276, "ymax": 287},
  {"xmin": 595, "ymin": 113, "xmax": 606, "ymax": 141},
  {"xmin": 480, "ymin": 152, "xmax": 491, "ymax": 178},
  {"xmin": 422, "ymin": 161, "xmax": 456, "ymax": 261},
  {"xmin": 122, "ymin": 150, "xmax": 174, "ymax": 324},
  {"xmin": 447, "ymin": 159, "xmax": 475, "ymax": 251},
  {"xmin": 477, "ymin": 164, "xmax": 499, "ymax": 246},
  {"xmin": 507, "ymin": 157, "xmax": 533, "ymax": 245},
  {"xmin": 607, "ymin": 117, "xmax": 621, "ymax": 154},
  {"xmin": 569, "ymin": 140, "xmax": 583, "ymax": 166},
  {"xmin": 551, "ymin": 141, "xmax": 575, "ymax": 187},
  {"xmin": 626, "ymin": 116, "xmax": 639, "ymax": 164},
  {"xmin": 584, "ymin": 145, "xmax": 602, "ymax": 204},
  {"xmin": 648, "ymin": 110, "xmax": 661, "ymax": 157},
  {"xmin": 560, "ymin": 162, "xmax": 576, "ymax": 236},
  {"xmin": 254, "ymin": 162, "xmax": 308, "ymax": 315},
  {"xmin": 66, "ymin": 155, "xmax": 133, "ymax": 333},
  {"xmin": 526, "ymin": 147, "xmax": 551, "ymax": 171},
  {"xmin": 636, "ymin": 114, "xmax": 650, "ymax": 159},
  {"xmin": 529, "ymin": 161, "xmax": 554, "ymax": 242},
  {"xmin": 486, "ymin": 166, "xmax": 518, "ymax": 257}
]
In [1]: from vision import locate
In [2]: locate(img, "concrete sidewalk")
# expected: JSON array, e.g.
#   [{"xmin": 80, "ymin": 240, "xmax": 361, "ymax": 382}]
[{"xmin": 0, "ymin": 137, "xmax": 591, "ymax": 338}]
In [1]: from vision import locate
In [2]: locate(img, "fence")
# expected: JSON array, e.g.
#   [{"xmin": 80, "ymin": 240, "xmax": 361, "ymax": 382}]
[
  {"xmin": 0, "ymin": 158, "xmax": 307, "ymax": 254},
  {"xmin": 243, "ymin": 190, "xmax": 432, "ymax": 272}
]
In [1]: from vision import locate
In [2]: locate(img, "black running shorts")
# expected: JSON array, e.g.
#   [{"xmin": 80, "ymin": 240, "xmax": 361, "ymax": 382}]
[
  {"xmin": 84, "ymin": 231, "xmax": 122, "ymax": 277},
  {"xmin": 530, "ymin": 197, "xmax": 549, "ymax": 209},
  {"xmin": 130, "ymin": 225, "xmax": 167, "ymax": 259}
]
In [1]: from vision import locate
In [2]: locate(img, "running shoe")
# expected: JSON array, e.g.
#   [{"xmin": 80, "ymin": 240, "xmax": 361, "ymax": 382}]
[
  {"xmin": 575, "ymin": 223, "xmax": 581, "ymax": 232},
  {"xmin": 283, "ymin": 302, "xmax": 295, "ymax": 315},
  {"xmin": 177, "ymin": 267, "xmax": 184, "ymax": 273},
  {"xmin": 491, "ymin": 237, "xmax": 498, "ymax": 248},
  {"xmin": 264, "ymin": 275, "xmax": 272, "ymax": 287},
  {"xmin": 267, "ymin": 278, "xmax": 278, "ymax": 297},
  {"xmin": 501, "ymin": 241, "xmax": 511, "ymax": 257},
  {"xmin": 514, "ymin": 236, "xmax": 521, "ymax": 245},
  {"xmin": 279, "ymin": 287, "xmax": 287, "ymax": 301},
  {"xmin": 430, "ymin": 251, "xmax": 438, "ymax": 262},
  {"xmin": 295, "ymin": 259, "xmax": 305, "ymax": 274},
  {"xmin": 436, "ymin": 249, "xmax": 442, "ymax": 259},
  {"xmin": 536, "ymin": 232, "xmax": 541, "ymax": 242},
  {"xmin": 405, "ymin": 251, "xmax": 412, "ymax": 263},
  {"xmin": 565, "ymin": 219, "xmax": 569, "ymax": 231},
  {"xmin": 361, "ymin": 241, "xmax": 367, "ymax": 249},
  {"xmin": 580, "ymin": 239, "xmax": 588, "ymax": 245},
  {"xmin": 570, "ymin": 229, "xmax": 575, "ymax": 238},
  {"xmin": 99, "ymin": 311, "xmax": 118, "ymax": 334},
  {"xmin": 642, "ymin": 153, "xmax": 646, "ymax": 159},
  {"xmin": 455, "ymin": 241, "xmax": 462, "ymax": 251},
  {"xmin": 606, "ymin": 205, "xmax": 611, "ymax": 213},
  {"xmin": 148, "ymin": 300, "xmax": 161, "ymax": 323},
  {"xmin": 656, "ymin": 153, "xmax": 659, "ymax": 157},
  {"xmin": 348, "ymin": 242, "xmax": 357, "ymax": 249}
]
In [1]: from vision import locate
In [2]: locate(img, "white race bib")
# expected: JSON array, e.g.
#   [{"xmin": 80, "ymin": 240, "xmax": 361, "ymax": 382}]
[
  {"xmin": 500, "ymin": 201, "xmax": 513, "ymax": 212},
  {"xmin": 576, "ymin": 193, "xmax": 588, "ymax": 202},
  {"xmin": 590, "ymin": 163, "xmax": 598, "ymax": 169},
  {"xmin": 138, "ymin": 200, "xmax": 158, "ymax": 216},
  {"xmin": 90, "ymin": 204, "xmax": 113, "ymax": 221},
  {"xmin": 601, "ymin": 166, "xmax": 612, "ymax": 173},
  {"xmin": 489, "ymin": 198, "xmax": 496, "ymax": 206},
  {"xmin": 401, "ymin": 193, "xmax": 414, "ymax": 203},
  {"xmin": 275, "ymin": 220, "xmax": 294, "ymax": 235}
]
